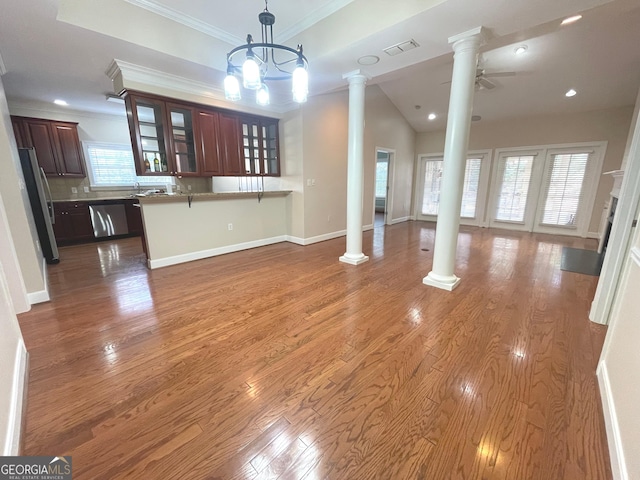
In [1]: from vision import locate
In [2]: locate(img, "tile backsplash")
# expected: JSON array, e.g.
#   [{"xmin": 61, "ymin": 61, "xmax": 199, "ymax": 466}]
[{"xmin": 48, "ymin": 177, "xmax": 212, "ymax": 200}]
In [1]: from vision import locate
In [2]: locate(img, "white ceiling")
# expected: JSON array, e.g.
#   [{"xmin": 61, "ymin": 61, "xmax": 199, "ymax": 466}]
[{"xmin": 0, "ymin": 0, "xmax": 639, "ymax": 132}]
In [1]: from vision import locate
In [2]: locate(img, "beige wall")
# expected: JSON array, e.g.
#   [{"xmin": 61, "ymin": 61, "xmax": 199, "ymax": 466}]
[
  {"xmin": 141, "ymin": 195, "xmax": 288, "ymax": 265},
  {"xmin": 363, "ymin": 85, "xmax": 416, "ymax": 224},
  {"xmin": 298, "ymin": 84, "xmax": 416, "ymax": 239},
  {"xmin": 0, "ymin": 79, "xmax": 46, "ymax": 299},
  {"xmin": 416, "ymin": 106, "xmax": 633, "ymax": 234}
]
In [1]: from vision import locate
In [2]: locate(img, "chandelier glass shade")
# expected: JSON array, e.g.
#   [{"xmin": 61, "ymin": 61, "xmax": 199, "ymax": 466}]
[{"xmin": 224, "ymin": 1, "xmax": 309, "ymax": 105}]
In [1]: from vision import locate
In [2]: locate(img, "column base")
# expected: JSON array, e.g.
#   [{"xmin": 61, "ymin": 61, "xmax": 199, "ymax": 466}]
[
  {"xmin": 339, "ymin": 253, "xmax": 370, "ymax": 265},
  {"xmin": 423, "ymin": 271, "xmax": 461, "ymax": 291}
]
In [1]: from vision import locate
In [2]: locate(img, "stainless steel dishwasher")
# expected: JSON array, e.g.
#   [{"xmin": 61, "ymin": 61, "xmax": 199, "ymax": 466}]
[{"xmin": 89, "ymin": 204, "xmax": 129, "ymax": 238}]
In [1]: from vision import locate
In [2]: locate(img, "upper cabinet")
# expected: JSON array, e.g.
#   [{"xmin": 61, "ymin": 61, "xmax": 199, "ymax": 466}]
[
  {"xmin": 12, "ymin": 116, "xmax": 86, "ymax": 178},
  {"xmin": 124, "ymin": 91, "xmax": 280, "ymax": 177}
]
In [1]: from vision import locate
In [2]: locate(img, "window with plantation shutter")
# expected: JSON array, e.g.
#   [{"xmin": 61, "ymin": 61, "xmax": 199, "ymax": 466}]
[
  {"xmin": 420, "ymin": 157, "xmax": 483, "ymax": 218},
  {"xmin": 84, "ymin": 143, "xmax": 174, "ymax": 188},
  {"xmin": 540, "ymin": 152, "xmax": 589, "ymax": 228},
  {"xmin": 494, "ymin": 155, "xmax": 534, "ymax": 223}
]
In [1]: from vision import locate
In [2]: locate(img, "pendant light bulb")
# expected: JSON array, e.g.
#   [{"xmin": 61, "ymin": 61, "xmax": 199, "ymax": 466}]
[
  {"xmin": 292, "ymin": 64, "xmax": 308, "ymax": 103},
  {"xmin": 256, "ymin": 83, "xmax": 270, "ymax": 106},
  {"xmin": 224, "ymin": 72, "xmax": 241, "ymax": 101},
  {"xmin": 243, "ymin": 53, "xmax": 261, "ymax": 90}
]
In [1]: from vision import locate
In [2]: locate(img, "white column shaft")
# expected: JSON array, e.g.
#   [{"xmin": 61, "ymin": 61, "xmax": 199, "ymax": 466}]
[
  {"xmin": 425, "ymin": 30, "xmax": 484, "ymax": 290},
  {"xmin": 340, "ymin": 72, "xmax": 369, "ymax": 265}
]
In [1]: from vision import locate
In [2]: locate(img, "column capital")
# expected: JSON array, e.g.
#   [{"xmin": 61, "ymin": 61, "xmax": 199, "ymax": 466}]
[
  {"xmin": 342, "ymin": 69, "xmax": 371, "ymax": 84},
  {"xmin": 448, "ymin": 26, "xmax": 489, "ymax": 51}
]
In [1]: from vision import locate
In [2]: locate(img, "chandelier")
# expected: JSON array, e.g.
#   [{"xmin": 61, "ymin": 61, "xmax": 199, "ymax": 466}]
[{"xmin": 223, "ymin": 1, "xmax": 309, "ymax": 106}]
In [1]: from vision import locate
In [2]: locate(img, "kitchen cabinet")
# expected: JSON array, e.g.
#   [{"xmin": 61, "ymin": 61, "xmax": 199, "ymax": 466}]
[
  {"xmin": 239, "ymin": 116, "xmax": 280, "ymax": 176},
  {"xmin": 53, "ymin": 201, "xmax": 94, "ymax": 245},
  {"xmin": 11, "ymin": 116, "xmax": 86, "ymax": 178},
  {"xmin": 126, "ymin": 94, "xmax": 200, "ymax": 177},
  {"xmin": 124, "ymin": 200, "xmax": 143, "ymax": 235},
  {"xmin": 219, "ymin": 113, "xmax": 244, "ymax": 176},
  {"xmin": 124, "ymin": 90, "xmax": 280, "ymax": 177}
]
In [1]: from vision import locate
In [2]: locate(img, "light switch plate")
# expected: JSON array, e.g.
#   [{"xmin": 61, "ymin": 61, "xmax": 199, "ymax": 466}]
[
  {"xmin": 83, "ymin": 186, "xmax": 90, "ymax": 193},
  {"xmin": 71, "ymin": 187, "xmax": 77, "ymax": 194}
]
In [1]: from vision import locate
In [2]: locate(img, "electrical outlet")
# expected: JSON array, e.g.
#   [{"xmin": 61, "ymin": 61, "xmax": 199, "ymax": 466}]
[
  {"xmin": 311, "ymin": 179, "xmax": 316, "ymax": 186},
  {"xmin": 71, "ymin": 187, "xmax": 77, "ymax": 194},
  {"xmin": 228, "ymin": 223, "xmax": 233, "ymax": 231},
  {"xmin": 84, "ymin": 186, "xmax": 90, "ymax": 193},
  {"xmin": 306, "ymin": 179, "xmax": 312, "ymax": 187},
  {"xmin": 187, "ymin": 185, "xmax": 192, "ymax": 191}
]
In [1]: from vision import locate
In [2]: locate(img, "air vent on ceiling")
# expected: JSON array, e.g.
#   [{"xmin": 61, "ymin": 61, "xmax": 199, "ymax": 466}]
[{"xmin": 383, "ymin": 39, "xmax": 419, "ymax": 56}]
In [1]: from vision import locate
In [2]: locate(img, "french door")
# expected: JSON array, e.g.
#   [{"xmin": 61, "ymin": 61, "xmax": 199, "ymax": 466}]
[
  {"xmin": 488, "ymin": 143, "xmax": 606, "ymax": 236},
  {"xmin": 416, "ymin": 151, "xmax": 492, "ymax": 226}
]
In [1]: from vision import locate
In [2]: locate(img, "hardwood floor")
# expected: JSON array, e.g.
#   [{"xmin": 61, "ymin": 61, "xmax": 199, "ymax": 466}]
[{"xmin": 17, "ymin": 222, "xmax": 612, "ymax": 479}]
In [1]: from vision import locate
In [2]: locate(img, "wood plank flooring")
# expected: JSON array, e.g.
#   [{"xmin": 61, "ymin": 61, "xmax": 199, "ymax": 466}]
[{"xmin": 17, "ymin": 222, "xmax": 612, "ymax": 479}]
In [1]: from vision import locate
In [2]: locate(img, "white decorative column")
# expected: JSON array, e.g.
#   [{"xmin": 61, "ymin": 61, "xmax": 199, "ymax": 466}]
[
  {"xmin": 424, "ymin": 27, "xmax": 486, "ymax": 290},
  {"xmin": 340, "ymin": 70, "xmax": 370, "ymax": 265}
]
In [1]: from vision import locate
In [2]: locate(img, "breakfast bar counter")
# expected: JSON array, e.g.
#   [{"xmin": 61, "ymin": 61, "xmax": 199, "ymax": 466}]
[{"xmin": 137, "ymin": 191, "xmax": 292, "ymax": 269}]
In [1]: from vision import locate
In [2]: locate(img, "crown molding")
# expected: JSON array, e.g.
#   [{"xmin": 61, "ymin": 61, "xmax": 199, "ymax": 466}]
[
  {"xmin": 275, "ymin": 0, "xmax": 354, "ymax": 43},
  {"xmin": 7, "ymin": 100, "xmax": 127, "ymax": 122},
  {"xmin": 123, "ymin": 0, "xmax": 244, "ymax": 46},
  {"xmin": 108, "ymin": 59, "xmax": 294, "ymax": 115}
]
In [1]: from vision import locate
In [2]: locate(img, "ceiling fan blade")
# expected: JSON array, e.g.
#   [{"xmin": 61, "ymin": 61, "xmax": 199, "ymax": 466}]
[
  {"xmin": 478, "ymin": 77, "xmax": 496, "ymax": 90},
  {"xmin": 483, "ymin": 71, "xmax": 516, "ymax": 78}
]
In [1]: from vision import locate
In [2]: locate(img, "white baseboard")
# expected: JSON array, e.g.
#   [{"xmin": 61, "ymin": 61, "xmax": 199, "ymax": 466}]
[
  {"xmin": 27, "ymin": 289, "xmax": 50, "ymax": 305},
  {"xmin": 148, "ymin": 235, "xmax": 287, "ymax": 269},
  {"xmin": 597, "ymin": 361, "xmax": 628, "ymax": 480},
  {"xmin": 363, "ymin": 224, "xmax": 374, "ymax": 232},
  {"xmin": 3, "ymin": 339, "xmax": 28, "ymax": 456},
  {"xmin": 286, "ymin": 229, "xmax": 346, "ymax": 246},
  {"xmin": 391, "ymin": 216, "xmax": 411, "ymax": 225},
  {"xmin": 26, "ymin": 259, "xmax": 50, "ymax": 305}
]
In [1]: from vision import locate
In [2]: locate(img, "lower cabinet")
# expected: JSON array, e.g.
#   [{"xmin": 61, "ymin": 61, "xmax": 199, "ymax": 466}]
[
  {"xmin": 53, "ymin": 199, "xmax": 143, "ymax": 245},
  {"xmin": 53, "ymin": 202, "xmax": 94, "ymax": 245}
]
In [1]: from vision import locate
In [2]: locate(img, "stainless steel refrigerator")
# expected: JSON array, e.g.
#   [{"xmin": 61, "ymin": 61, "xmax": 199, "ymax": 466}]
[{"xmin": 18, "ymin": 148, "xmax": 60, "ymax": 264}]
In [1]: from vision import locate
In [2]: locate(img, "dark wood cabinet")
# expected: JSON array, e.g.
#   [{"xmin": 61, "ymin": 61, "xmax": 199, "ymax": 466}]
[
  {"xmin": 124, "ymin": 200, "xmax": 143, "ymax": 235},
  {"xmin": 12, "ymin": 116, "xmax": 86, "ymax": 178},
  {"xmin": 239, "ymin": 116, "xmax": 280, "ymax": 176},
  {"xmin": 219, "ymin": 113, "xmax": 244, "ymax": 176},
  {"xmin": 196, "ymin": 110, "xmax": 223, "ymax": 176},
  {"xmin": 51, "ymin": 123, "xmax": 85, "ymax": 176},
  {"xmin": 53, "ymin": 202, "xmax": 94, "ymax": 245},
  {"xmin": 124, "ymin": 90, "xmax": 280, "ymax": 177}
]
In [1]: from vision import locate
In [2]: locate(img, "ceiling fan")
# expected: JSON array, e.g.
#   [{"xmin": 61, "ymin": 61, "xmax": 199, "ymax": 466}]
[
  {"xmin": 475, "ymin": 68, "xmax": 516, "ymax": 90},
  {"xmin": 441, "ymin": 68, "xmax": 516, "ymax": 90}
]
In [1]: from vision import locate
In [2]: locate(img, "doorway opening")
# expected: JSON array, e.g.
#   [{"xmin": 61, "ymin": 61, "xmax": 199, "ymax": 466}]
[{"xmin": 375, "ymin": 151, "xmax": 390, "ymax": 227}]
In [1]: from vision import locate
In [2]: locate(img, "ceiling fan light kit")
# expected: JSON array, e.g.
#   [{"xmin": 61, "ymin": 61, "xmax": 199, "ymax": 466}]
[{"xmin": 224, "ymin": 0, "xmax": 309, "ymax": 105}]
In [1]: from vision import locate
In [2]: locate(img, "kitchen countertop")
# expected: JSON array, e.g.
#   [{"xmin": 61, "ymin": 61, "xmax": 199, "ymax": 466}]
[
  {"xmin": 52, "ymin": 196, "xmax": 137, "ymax": 203},
  {"xmin": 136, "ymin": 191, "xmax": 292, "ymax": 203}
]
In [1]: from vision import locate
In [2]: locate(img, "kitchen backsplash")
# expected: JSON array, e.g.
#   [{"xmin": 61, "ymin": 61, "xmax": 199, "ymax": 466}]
[{"xmin": 48, "ymin": 177, "xmax": 212, "ymax": 200}]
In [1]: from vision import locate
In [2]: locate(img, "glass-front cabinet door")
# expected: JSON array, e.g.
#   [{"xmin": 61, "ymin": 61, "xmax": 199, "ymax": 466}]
[
  {"xmin": 240, "ymin": 117, "xmax": 280, "ymax": 176},
  {"xmin": 127, "ymin": 95, "xmax": 171, "ymax": 175},
  {"xmin": 166, "ymin": 104, "xmax": 199, "ymax": 176}
]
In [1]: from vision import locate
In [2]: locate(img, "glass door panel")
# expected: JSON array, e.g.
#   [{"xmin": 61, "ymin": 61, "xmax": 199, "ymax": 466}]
[
  {"xmin": 135, "ymin": 101, "xmax": 169, "ymax": 174},
  {"xmin": 167, "ymin": 106, "xmax": 198, "ymax": 175}
]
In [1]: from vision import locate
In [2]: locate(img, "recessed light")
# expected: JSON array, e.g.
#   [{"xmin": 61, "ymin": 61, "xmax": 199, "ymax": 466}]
[
  {"xmin": 565, "ymin": 88, "xmax": 577, "ymax": 97},
  {"xmin": 428, "ymin": 113, "xmax": 437, "ymax": 120},
  {"xmin": 357, "ymin": 55, "xmax": 380, "ymax": 66},
  {"xmin": 54, "ymin": 99, "xmax": 68, "ymax": 106},
  {"xmin": 514, "ymin": 45, "xmax": 528, "ymax": 55},
  {"xmin": 561, "ymin": 15, "xmax": 582, "ymax": 25}
]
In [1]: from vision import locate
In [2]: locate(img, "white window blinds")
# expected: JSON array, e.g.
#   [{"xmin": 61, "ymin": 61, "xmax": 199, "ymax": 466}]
[
  {"xmin": 540, "ymin": 152, "xmax": 589, "ymax": 227},
  {"xmin": 495, "ymin": 155, "xmax": 534, "ymax": 222},
  {"xmin": 85, "ymin": 143, "xmax": 174, "ymax": 188},
  {"xmin": 421, "ymin": 158, "xmax": 482, "ymax": 218}
]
